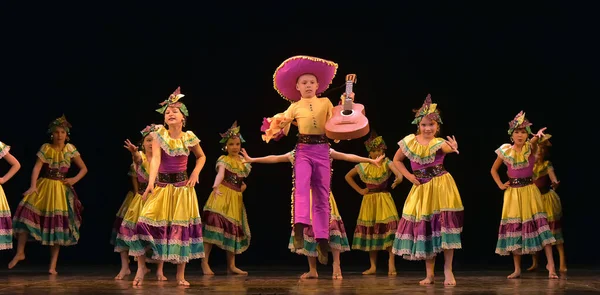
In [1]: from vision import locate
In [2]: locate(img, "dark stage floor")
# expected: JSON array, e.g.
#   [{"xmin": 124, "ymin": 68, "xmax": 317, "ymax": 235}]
[{"xmin": 0, "ymin": 265, "xmax": 598, "ymax": 294}]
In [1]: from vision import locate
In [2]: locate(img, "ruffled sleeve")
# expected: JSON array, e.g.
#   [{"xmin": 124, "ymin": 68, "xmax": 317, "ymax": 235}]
[
  {"xmin": 36, "ymin": 143, "xmax": 80, "ymax": 169},
  {"xmin": 495, "ymin": 141, "xmax": 532, "ymax": 169},
  {"xmin": 0, "ymin": 141, "xmax": 10, "ymax": 159},
  {"xmin": 261, "ymin": 103, "xmax": 296, "ymax": 143},
  {"xmin": 152, "ymin": 125, "xmax": 200, "ymax": 156},
  {"xmin": 355, "ymin": 157, "xmax": 393, "ymax": 184},
  {"xmin": 397, "ymin": 134, "xmax": 445, "ymax": 165},
  {"xmin": 216, "ymin": 155, "xmax": 251, "ymax": 177}
]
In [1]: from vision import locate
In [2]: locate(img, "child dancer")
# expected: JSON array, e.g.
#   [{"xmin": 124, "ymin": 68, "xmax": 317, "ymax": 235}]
[
  {"xmin": 345, "ymin": 131, "xmax": 403, "ymax": 276},
  {"xmin": 131, "ymin": 87, "xmax": 206, "ymax": 286},
  {"xmin": 527, "ymin": 134, "xmax": 566, "ymax": 273},
  {"xmin": 201, "ymin": 121, "xmax": 252, "ymax": 275},
  {"xmin": 9, "ymin": 115, "xmax": 88, "ymax": 274},
  {"xmin": 240, "ymin": 146, "xmax": 383, "ymax": 279},
  {"xmin": 114, "ymin": 125, "xmax": 166, "ymax": 281},
  {"xmin": 490, "ymin": 111, "xmax": 558, "ymax": 279},
  {"xmin": 0, "ymin": 141, "xmax": 21, "ymax": 251},
  {"xmin": 261, "ymin": 55, "xmax": 338, "ymax": 265},
  {"xmin": 391, "ymin": 95, "xmax": 463, "ymax": 286}
]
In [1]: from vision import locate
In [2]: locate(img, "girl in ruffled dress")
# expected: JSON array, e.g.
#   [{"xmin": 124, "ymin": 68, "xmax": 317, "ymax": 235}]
[
  {"xmin": 240, "ymin": 146, "xmax": 383, "ymax": 280},
  {"xmin": 391, "ymin": 95, "xmax": 463, "ymax": 286},
  {"xmin": 527, "ymin": 134, "xmax": 566, "ymax": 273},
  {"xmin": 491, "ymin": 111, "xmax": 558, "ymax": 279},
  {"xmin": 201, "ymin": 121, "xmax": 252, "ymax": 275},
  {"xmin": 131, "ymin": 87, "xmax": 206, "ymax": 286},
  {"xmin": 345, "ymin": 131, "xmax": 403, "ymax": 276},
  {"xmin": 0, "ymin": 141, "xmax": 21, "ymax": 251},
  {"xmin": 114, "ymin": 125, "xmax": 166, "ymax": 281},
  {"xmin": 9, "ymin": 115, "xmax": 88, "ymax": 274}
]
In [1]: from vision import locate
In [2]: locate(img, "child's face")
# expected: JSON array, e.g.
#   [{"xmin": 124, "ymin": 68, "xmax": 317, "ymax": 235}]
[
  {"xmin": 296, "ymin": 74, "xmax": 319, "ymax": 98},
  {"xmin": 226, "ymin": 137, "xmax": 241, "ymax": 155},
  {"xmin": 511, "ymin": 128, "xmax": 528, "ymax": 145},
  {"xmin": 369, "ymin": 149, "xmax": 383, "ymax": 159},
  {"xmin": 419, "ymin": 117, "xmax": 438, "ymax": 138}
]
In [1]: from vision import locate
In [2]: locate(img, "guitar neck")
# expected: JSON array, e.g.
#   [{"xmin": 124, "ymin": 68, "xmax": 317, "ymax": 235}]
[{"xmin": 343, "ymin": 80, "xmax": 353, "ymax": 110}]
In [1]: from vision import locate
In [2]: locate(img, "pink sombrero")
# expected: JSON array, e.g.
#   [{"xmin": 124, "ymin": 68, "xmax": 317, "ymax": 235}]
[{"xmin": 273, "ymin": 55, "xmax": 338, "ymax": 102}]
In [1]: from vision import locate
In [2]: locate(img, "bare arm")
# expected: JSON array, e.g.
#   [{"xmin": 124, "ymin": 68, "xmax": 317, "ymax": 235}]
[
  {"xmin": 190, "ymin": 144, "xmax": 207, "ymax": 177},
  {"xmin": 131, "ymin": 151, "xmax": 142, "ymax": 165},
  {"xmin": 146, "ymin": 138, "xmax": 162, "ymax": 189},
  {"xmin": 130, "ymin": 175, "xmax": 139, "ymax": 193},
  {"xmin": 24, "ymin": 158, "xmax": 44, "ymax": 194},
  {"xmin": 387, "ymin": 160, "xmax": 404, "ymax": 183},
  {"xmin": 392, "ymin": 149, "xmax": 412, "ymax": 178},
  {"xmin": 0, "ymin": 152, "xmax": 21, "ymax": 184},
  {"xmin": 241, "ymin": 182, "xmax": 247, "ymax": 193},
  {"xmin": 345, "ymin": 167, "xmax": 367, "ymax": 195},
  {"xmin": 212, "ymin": 165, "xmax": 226, "ymax": 189},
  {"xmin": 330, "ymin": 149, "xmax": 375, "ymax": 164},
  {"xmin": 490, "ymin": 156, "xmax": 508, "ymax": 189},
  {"xmin": 548, "ymin": 167, "xmax": 559, "ymax": 184},
  {"xmin": 69, "ymin": 155, "xmax": 88, "ymax": 184}
]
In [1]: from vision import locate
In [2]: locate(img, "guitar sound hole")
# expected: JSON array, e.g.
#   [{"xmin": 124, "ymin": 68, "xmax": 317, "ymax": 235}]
[{"xmin": 342, "ymin": 110, "xmax": 353, "ymax": 116}]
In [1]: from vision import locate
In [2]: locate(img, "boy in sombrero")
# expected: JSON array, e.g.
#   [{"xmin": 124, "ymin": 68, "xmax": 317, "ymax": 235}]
[{"xmin": 261, "ymin": 56, "xmax": 338, "ymax": 265}]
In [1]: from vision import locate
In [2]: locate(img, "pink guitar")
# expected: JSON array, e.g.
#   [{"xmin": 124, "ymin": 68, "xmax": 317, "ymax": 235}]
[{"xmin": 325, "ymin": 74, "xmax": 370, "ymax": 140}]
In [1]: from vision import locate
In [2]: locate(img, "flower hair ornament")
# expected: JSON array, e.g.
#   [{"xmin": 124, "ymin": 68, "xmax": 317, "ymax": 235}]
[
  {"xmin": 411, "ymin": 94, "xmax": 443, "ymax": 125},
  {"xmin": 156, "ymin": 86, "xmax": 189, "ymax": 117},
  {"xmin": 47, "ymin": 114, "xmax": 72, "ymax": 135},
  {"xmin": 220, "ymin": 121, "xmax": 245, "ymax": 144},
  {"xmin": 364, "ymin": 131, "xmax": 386, "ymax": 152},
  {"xmin": 140, "ymin": 124, "xmax": 157, "ymax": 138},
  {"xmin": 507, "ymin": 111, "xmax": 533, "ymax": 135}
]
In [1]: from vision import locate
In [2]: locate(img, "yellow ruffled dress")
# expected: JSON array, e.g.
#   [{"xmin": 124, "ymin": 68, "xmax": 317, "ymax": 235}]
[
  {"xmin": 110, "ymin": 164, "xmax": 136, "ymax": 246},
  {"xmin": 12, "ymin": 143, "xmax": 83, "ymax": 246},
  {"xmin": 494, "ymin": 142, "xmax": 556, "ymax": 255},
  {"xmin": 130, "ymin": 125, "xmax": 204, "ymax": 263},
  {"xmin": 352, "ymin": 158, "xmax": 399, "ymax": 252},
  {"xmin": 392, "ymin": 134, "xmax": 464, "ymax": 260},
  {"xmin": 0, "ymin": 141, "xmax": 13, "ymax": 250},
  {"xmin": 202, "ymin": 155, "xmax": 252, "ymax": 254},
  {"xmin": 533, "ymin": 160, "xmax": 563, "ymax": 244}
]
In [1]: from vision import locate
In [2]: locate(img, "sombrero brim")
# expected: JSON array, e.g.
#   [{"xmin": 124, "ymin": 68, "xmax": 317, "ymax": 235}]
[{"xmin": 273, "ymin": 56, "xmax": 338, "ymax": 102}]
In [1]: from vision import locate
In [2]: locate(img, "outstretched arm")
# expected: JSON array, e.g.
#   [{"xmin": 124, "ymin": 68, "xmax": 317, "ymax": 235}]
[
  {"xmin": 0, "ymin": 152, "xmax": 20, "ymax": 184},
  {"xmin": 330, "ymin": 149, "xmax": 383, "ymax": 165},
  {"xmin": 240, "ymin": 148, "xmax": 291, "ymax": 164}
]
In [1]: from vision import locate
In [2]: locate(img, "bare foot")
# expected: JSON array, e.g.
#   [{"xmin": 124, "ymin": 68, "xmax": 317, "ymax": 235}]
[
  {"xmin": 48, "ymin": 269, "xmax": 58, "ymax": 275},
  {"xmin": 156, "ymin": 273, "xmax": 168, "ymax": 281},
  {"xmin": 527, "ymin": 263, "xmax": 538, "ymax": 271},
  {"xmin": 300, "ymin": 271, "xmax": 318, "ymax": 279},
  {"xmin": 507, "ymin": 271, "xmax": 521, "ymax": 279},
  {"xmin": 388, "ymin": 265, "xmax": 397, "ymax": 276},
  {"xmin": 115, "ymin": 269, "xmax": 131, "ymax": 280},
  {"xmin": 132, "ymin": 267, "xmax": 148, "ymax": 286},
  {"xmin": 547, "ymin": 264, "xmax": 558, "ymax": 279},
  {"xmin": 8, "ymin": 253, "xmax": 25, "ymax": 269},
  {"xmin": 177, "ymin": 279, "xmax": 190, "ymax": 286},
  {"xmin": 201, "ymin": 261, "xmax": 214, "ymax": 275},
  {"xmin": 362, "ymin": 267, "xmax": 376, "ymax": 275},
  {"xmin": 444, "ymin": 269, "xmax": 456, "ymax": 286},
  {"xmin": 419, "ymin": 276, "xmax": 435, "ymax": 285},
  {"xmin": 332, "ymin": 263, "xmax": 342, "ymax": 280},
  {"xmin": 227, "ymin": 266, "xmax": 248, "ymax": 275}
]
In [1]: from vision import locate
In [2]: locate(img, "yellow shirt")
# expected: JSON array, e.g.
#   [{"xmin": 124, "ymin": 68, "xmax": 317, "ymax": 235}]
[{"xmin": 283, "ymin": 97, "xmax": 334, "ymax": 135}]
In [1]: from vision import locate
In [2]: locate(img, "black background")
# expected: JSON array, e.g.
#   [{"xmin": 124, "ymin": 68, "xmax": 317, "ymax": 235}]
[{"xmin": 0, "ymin": 2, "xmax": 594, "ymax": 271}]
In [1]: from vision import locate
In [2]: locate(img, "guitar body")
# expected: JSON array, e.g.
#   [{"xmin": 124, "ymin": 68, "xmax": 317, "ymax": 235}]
[
  {"xmin": 325, "ymin": 102, "xmax": 370, "ymax": 140},
  {"xmin": 325, "ymin": 73, "xmax": 370, "ymax": 140}
]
